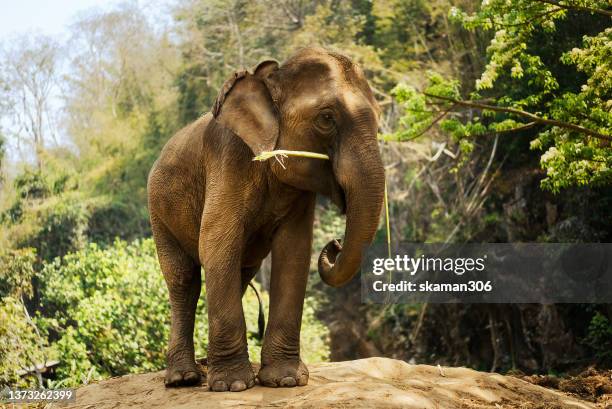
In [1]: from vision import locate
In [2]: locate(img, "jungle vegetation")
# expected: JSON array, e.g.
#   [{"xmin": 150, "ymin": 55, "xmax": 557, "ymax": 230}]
[{"xmin": 0, "ymin": 0, "xmax": 610, "ymax": 388}]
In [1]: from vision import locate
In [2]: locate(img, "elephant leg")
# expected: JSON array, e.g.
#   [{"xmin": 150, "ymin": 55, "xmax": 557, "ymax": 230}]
[
  {"xmin": 200, "ymin": 218, "xmax": 255, "ymax": 392},
  {"xmin": 258, "ymin": 194, "xmax": 315, "ymax": 388},
  {"xmin": 152, "ymin": 221, "xmax": 202, "ymax": 387}
]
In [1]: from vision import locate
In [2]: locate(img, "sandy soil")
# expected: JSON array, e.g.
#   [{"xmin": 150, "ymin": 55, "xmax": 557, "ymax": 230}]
[{"xmin": 50, "ymin": 357, "xmax": 600, "ymax": 409}]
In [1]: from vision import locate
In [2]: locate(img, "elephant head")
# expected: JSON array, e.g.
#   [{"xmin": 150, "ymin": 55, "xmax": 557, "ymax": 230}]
[{"xmin": 213, "ymin": 47, "xmax": 385, "ymax": 288}]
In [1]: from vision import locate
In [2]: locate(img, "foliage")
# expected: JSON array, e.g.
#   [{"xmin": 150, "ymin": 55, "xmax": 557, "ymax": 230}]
[
  {"xmin": 313, "ymin": 203, "xmax": 346, "ymax": 254},
  {"xmin": 24, "ymin": 199, "xmax": 88, "ymax": 262},
  {"xmin": 0, "ymin": 167, "xmax": 87, "ymax": 263},
  {"xmin": 13, "ymin": 169, "xmax": 51, "ymax": 200},
  {"xmin": 391, "ymin": 0, "xmax": 611, "ymax": 192},
  {"xmin": 0, "ymin": 248, "xmax": 48, "ymax": 388},
  {"xmin": 584, "ymin": 311, "xmax": 612, "ymax": 365},
  {"xmin": 6, "ymin": 200, "xmax": 84, "ymax": 262},
  {"xmin": 299, "ymin": 296, "xmax": 331, "ymax": 362},
  {"xmin": 0, "ymin": 0, "xmax": 610, "ymax": 388},
  {"xmin": 36, "ymin": 240, "xmax": 168, "ymax": 385},
  {"xmin": 34, "ymin": 238, "xmax": 329, "ymax": 387},
  {"xmin": 0, "ymin": 247, "xmax": 36, "ymax": 298},
  {"xmin": 0, "ymin": 297, "xmax": 49, "ymax": 388},
  {"xmin": 1, "ymin": 164, "xmax": 147, "ymax": 261},
  {"xmin": 85, "ymin": 198, "xmax": 144, "ymax": 244}
]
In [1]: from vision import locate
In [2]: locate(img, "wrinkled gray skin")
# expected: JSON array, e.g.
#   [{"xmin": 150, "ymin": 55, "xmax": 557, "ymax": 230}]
[{"xmin": 147, "ymin": 47, "xmax": 384, "ymax": 392}]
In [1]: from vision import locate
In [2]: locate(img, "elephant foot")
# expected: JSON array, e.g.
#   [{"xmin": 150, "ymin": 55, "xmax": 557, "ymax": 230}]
[
  {"xmin": 164, "ymin": 345, "xmax": 202, "ymax": 387},
  {"xmin": 207, "ymin": 358, "xmax": 255, "ymax": 392},
  {"xmin": 257, "ymin": 359, "xmax": 308, "ymax": 387}
]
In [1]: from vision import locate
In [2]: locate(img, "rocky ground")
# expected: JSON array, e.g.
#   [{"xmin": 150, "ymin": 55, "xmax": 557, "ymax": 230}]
[{"xmin": 48, "ymin": 357, "xmax": 607, "ymax": 409}]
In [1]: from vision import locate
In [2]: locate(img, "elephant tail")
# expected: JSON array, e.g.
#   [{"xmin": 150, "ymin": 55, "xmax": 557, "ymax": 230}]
[{"xmin": 248, "ymin": 282, "xmax": 266, "ymax": 340}]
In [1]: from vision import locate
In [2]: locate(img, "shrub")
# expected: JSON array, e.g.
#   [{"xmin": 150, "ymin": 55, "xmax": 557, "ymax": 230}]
[
  {"xmin": 584, "ymin": 312, "xmax": 612, "ymax": 366},
  {"xmin": 38, "ymin": 239, "xmax": 170, "ymax": 385},
  {"xmin": 25, "ymin": 199, "xmax": 88, "ymax": 261},
  {"xmin": 0, "ymin": 247, "xmax": 48, "ymax": 388},
  {"xmin": 0, "ymin": 297, "xmax": 49, "ymax": 388},
  {"xmin": 0, "ymin": 247, "xmax": 36, "ymax": 299},
  {"xmin": 37, "ymin": 238, "xmax": 330, "ymax": 386},
  {"xmin": 14, "ymin": 170, "xmax": 50, "ymax": 200},
  {"xmin": 85, "ymin": 199, "xmax": 146, "ymax": 244}
]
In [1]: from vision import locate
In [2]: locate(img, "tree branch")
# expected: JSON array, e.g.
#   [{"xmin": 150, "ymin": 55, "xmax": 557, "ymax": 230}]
[
  {"xmin": 488, "ymin": 8, "xmax": 564, "ymax": 28},
  {"xmin": 533, "ymin": 0, "xmax": 612, "ymax": 17},
  {"xmin": 424, "ymin": 93, "xmax": 612, "ymax": 142},
  {"xmin": 407, "ymin": 103, "xmax": 458, "ymax": 141},
  {"xmin": 475, "ymin": 121, "xmax": 538, "ymax": 139}
]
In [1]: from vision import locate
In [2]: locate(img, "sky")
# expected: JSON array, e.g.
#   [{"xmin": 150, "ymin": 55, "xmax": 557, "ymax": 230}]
[
  {"xmin": 0, "ymin": 0, "xmax": 117, "ymax": 164},
  {"xmin": 0, "ymin": 0, "xmax": 172, "ymax": 165},
  {"xmin": 0, "ymin": 0, "xmax": 121, "ymax": 41},
  {"xmin": 0, "ymin": 0, "xmax": 173, "ymax": 168}
]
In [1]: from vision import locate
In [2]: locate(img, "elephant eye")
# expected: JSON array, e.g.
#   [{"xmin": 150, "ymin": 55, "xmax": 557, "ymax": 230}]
[{"xmin": 315, "ymin": 110, "xmax": 336, "ymax": 133}]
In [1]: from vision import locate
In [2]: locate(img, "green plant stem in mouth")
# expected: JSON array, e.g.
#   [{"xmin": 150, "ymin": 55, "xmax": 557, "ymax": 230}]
[
  {"xmin": 253, "ymin": 149, "xmax": 392, "ymax": 265},
  {"xmin": 252, "ymin": 150, "xmax": 330, "ymax": 162}
]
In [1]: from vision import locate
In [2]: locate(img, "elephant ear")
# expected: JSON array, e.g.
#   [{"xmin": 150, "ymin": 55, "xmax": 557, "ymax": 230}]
[{"xmin": 212, "ymin": 60, "xmax": 280, "ymax": 156}]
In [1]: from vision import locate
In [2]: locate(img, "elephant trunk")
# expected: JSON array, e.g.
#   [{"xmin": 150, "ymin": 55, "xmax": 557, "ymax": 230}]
[{"xmin": 318, "ymin": 137, "xmax": 385, "ymax": 288}]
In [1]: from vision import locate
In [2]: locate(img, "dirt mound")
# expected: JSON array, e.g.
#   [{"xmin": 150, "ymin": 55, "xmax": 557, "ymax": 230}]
[{"xmin": 53, "ymin": 358, "xmax": 597, "ymax": 408}]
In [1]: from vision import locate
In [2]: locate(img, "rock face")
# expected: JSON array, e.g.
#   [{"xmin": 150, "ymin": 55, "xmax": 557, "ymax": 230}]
[{"xmin": 56, "ymin": 358, "xmax": 595, "ymax": 409}]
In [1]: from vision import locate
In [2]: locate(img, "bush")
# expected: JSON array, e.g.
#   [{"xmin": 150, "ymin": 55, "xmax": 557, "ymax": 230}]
[
  {"xmin": 3, "ymin": 195, "xmax": 88, "ymax": 264},
  {"xmin": 25, "ymin": 199, "xmax": 88, "ymax": 262},
  {"xmin": 14, "ymin": 170, "xmax": 50, "ymax": 200},
  {"xmin": 37, "ymin": 238, "xmax": 330, "ymax": 387},
  {"xmin": 0, "ymin": 297, "xmax": 49, "ymax": 388},
  {"xmin": 0, "ymin": 248, "xmax": 48, "ymax": 388},
  {"xmin": 0, "ymin": 247, "xmax": 36, "ymax": 299},
  {"xmin": 584, "ymin": 312, "xmax": 612, "ymax": 366},
  {"xmin": 38, "ymin": 239, "xmax": 170, "ymax": 385},
  {"xmin": 85, "ymin": 198, "xmax": 147, "ymax": 244}
]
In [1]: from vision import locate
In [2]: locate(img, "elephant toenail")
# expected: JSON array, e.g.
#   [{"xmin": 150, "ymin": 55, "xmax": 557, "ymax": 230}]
[
  {"xmin": 166, "ymin": 371, "xmax": 182, "ymax": 386},
  {"xmin": 280, "ymin": 377, "xmax": 297, "ymax": 387},
  {"xmin": 211, "ymin": 380, "xmax": 228, "ymax": 391},
  {"xmin": 230, "ymin": 380, "xmax": 247, "ymax": 392},
  {"xmin": 247, "ymin": 378, "xmax": 255, "ymax": 388},
  {"xmin": 184, "ymin": 371, "xmax": 200, "ymax": 384},
  {"xmin": 297, "ymin": 375, "xmax": 308, "ymax": 386},
  {"xmin": 263, "ymin": 379, "xmax": 278, "ymax": 388}
]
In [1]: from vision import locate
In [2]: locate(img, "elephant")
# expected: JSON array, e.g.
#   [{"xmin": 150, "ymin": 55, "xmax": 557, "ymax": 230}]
[{"xmin": 147, "ymin": 47, "xmax": 385, "ymax": 392}]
